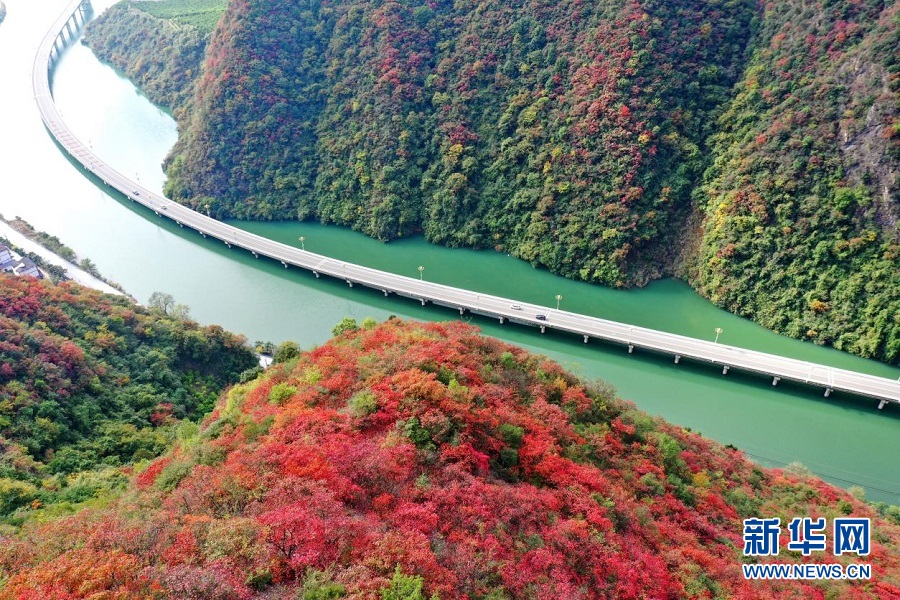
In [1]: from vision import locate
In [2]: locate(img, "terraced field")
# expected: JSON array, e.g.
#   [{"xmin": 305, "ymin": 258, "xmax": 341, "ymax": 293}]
[{"xmin": 132, "ymin": 0, "xmax": 225, "ymax": 33}]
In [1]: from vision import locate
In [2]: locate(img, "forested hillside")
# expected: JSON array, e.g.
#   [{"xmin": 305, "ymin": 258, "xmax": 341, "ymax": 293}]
[
  {"xmin": 692, "ymin": 0, "xmax": 900, "ymax": 362},
  {"xmin": 84, "ymin": 0, "xmax": 899, "ymax": 363},
  {"xmin": 0, "ymin": 274, "xmax": 256, "ymax": 519},
  {"xmin": 2, "ymin": 319, "xmax": 898, "ymax": 597},
  {"xmin": 84, "ymin": 1, "xmax": 219, "ymax": 114},
  {"xmin": 160, "ymin": 0, "xmax": 757, "ymax": 288}
]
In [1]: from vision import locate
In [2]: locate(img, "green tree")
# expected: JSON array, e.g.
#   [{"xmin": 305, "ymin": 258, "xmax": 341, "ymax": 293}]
[
  {"xmin": 147, "ymin": 291, "xmax": 175, "ymax": 314},
  {"xmin": 380, "ymin": 566, "xmax": 429, "ymax": 600},
  {"xmin": 273, "ymin": 341, "xmax": 300, "ymax": 363},
  {"xmin": 331, "ymin": 317, "xmax": 359, "ymax": 337}
]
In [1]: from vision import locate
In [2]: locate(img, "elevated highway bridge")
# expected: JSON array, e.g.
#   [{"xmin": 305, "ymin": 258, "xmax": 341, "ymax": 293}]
[{"xmin": 34, "ymin": 0, "xmax": 900, "ymax": 410}]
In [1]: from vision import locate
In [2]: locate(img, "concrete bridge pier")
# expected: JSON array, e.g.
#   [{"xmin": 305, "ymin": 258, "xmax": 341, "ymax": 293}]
[
  {"xmin": 382, "ymin": 290, "xmax": 388, "ymax": 297},
  {"xmin": 280, "ymin": 261, "xmax": 287, "ymax": 268},
  {"xmin": 824, "ymin": 388, "xmax": 833, "ymax": 398},
  {"xmin": 499, "ymin": 316, "xmax": 504, "ymax": 324},
  {"xmin": 628, "ymin": 344, "xmax": 634, "ymax": 354},
  {"xmin": 347, "ymin": 281, "xmax": 353, "ymax": 287},
  {"xmin": 75, "ymin": 2, "xmax": 91, "ymax": 25},
  {"xmin": 540, "ymin": 325, "xmax": 546, "ymax": 333},
  {"xmin": 72, "ymin": 0, "xmax": 92, "ymax": 26},
  {"xmin": 772, "ymin": 376, "xmax": 780, "ymax": 386},
  {"xmin": 879, "ymin": 400, "xmax": 888, "ymax": 410},
  {"xmin": 722, "ymin": 365, "xmax": 729, "ymax": 375},
  {"xmin": 48, "ymin": 0, "xmax": 93, "ymax": 68},
  {"xmin": 458, "ymin": 307, "xmax": 464, "ymax": 315},
  {"xmin": 583, "ymin": 335, "xmax": 589, "ymax": 343},
  {"xmin": 674, "ymin": 355, "xmax": 681, "ymax": 364}
]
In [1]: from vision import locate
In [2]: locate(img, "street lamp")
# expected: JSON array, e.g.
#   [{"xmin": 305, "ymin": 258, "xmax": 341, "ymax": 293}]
[
  {"xmin": 714, "ymin": 327, "xmax": 723, "ymax": 343},
  {"xmin": 418, "ymin": 265, "xmax": 425, "ymax": 280},
  {"xmin": 299, "ymin": 236, "xmax": 305, "ymax": 250},
  {"xmin": 556, "ymin": 294, "xmax": 562, "ymax": 310}
]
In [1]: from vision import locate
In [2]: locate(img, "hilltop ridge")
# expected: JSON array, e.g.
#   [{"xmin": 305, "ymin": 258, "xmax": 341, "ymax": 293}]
[{"xmin": 2, "ymin": 318, "xmax": 898, "ymax": 597}]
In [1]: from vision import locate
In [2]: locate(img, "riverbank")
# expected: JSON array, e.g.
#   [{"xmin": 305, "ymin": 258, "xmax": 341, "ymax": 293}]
[
  {"xmin": 0, "ymin": 219, "xmax": 126, "ymax": 296},
  {"xmin": 4, "ymin": 0, "xmax": 898, "ymax": 504}
]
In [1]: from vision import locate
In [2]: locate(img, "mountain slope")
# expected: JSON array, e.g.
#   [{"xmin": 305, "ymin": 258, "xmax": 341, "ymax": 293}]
[
  {"xmin": 159, "ymin": 0, "xmax": 756, "ymax": 283},
  {"xmin": 84, "ymin": 2, "xmax": 211, "ymax": 115},
  {"xmin": 83, "ymin": 0, "xmax": 899, "ymax": 363},
  {"xmin": 0, "ymin": 274, "xmax": 256, "ymax": 517},
  {"xmin": 2, "ymin": 319, "xmax": 897, "ymax": 597},
  {"xmin": 691, "ymin": 0, "xmax": 900, "ymax": 362}
]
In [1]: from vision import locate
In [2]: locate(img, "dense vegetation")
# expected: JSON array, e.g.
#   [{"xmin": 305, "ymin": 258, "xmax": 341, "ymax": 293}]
[
  {"xmin": 85, "ymin": 0, "xmax": 899, "ymax": 363},
  {"xmin": 161, "ymin": 0, "xmax": 757, "ymax": 289},
  {"xmin": 0, "ymin": 274, "xmax": 256, "ymax": 520},
  {"xmin": 692, "ymin": 0, "xmax": 900, "ymax": 362},
  {"xmin": 84, "ymin": 1, "xmax": 215, "ymax": 114},
  {"xmin": 1, "ymin": 319, "xmax": 897, "ymax": 597}
]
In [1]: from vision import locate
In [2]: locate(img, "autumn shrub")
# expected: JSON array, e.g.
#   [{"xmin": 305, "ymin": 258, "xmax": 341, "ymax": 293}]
[{"xmin": 1, "ymin": 320, "xmax": 897, "ymax": 598}]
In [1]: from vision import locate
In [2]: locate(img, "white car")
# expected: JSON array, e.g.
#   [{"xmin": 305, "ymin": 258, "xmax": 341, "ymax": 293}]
[{"xmin": 510, "ymin": 304, "xmax": 522, "ymax": 310}]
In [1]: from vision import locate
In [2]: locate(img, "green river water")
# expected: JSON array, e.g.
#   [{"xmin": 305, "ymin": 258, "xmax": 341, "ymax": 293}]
[{"xmin": 0, "ymin": 0, "xmax": 897, "ymax": 502}]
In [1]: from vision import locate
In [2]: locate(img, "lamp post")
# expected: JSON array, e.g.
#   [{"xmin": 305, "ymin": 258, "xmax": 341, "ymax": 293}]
[
  {"xmin": 714, "ymin": 327, "xmax": 723, "ymax": 343},
  {"xmin": 418, "ymin": 265, "xmax": 424, "ymax": 280},
  {"xmin": 299, "ymin": 236, "xmax": 305, "ymax": 250},
  {"xmin": 556, "ymin": 294, "xmax": 562, "ymax": 310}
]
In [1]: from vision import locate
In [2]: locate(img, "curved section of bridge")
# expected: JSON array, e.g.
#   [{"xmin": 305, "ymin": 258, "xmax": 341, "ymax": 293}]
[{"xmin": 34, "ymin": 0, "xmax": 899, "ymax": 408}]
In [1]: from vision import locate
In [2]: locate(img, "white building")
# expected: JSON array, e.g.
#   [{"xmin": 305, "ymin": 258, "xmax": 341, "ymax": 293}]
[{"xmin": 0, "ymin": 243, "xmax": 42, "ymax": 279}]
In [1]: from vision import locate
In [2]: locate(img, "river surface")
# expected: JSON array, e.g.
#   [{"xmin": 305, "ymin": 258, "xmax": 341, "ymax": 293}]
[{"xmin": 1, "ymin": 0, "xmax": 898, "ymax": 502}]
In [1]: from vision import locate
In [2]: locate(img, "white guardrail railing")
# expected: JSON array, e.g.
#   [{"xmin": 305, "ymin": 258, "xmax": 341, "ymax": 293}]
[{"xmin": 34, "ymin": 0, "xmax": 899, "ymax": 409}]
